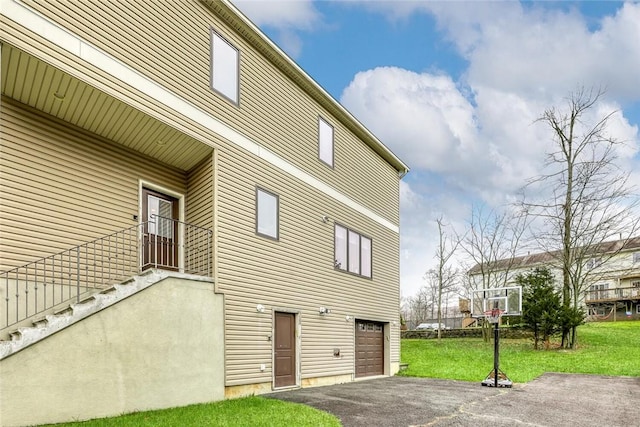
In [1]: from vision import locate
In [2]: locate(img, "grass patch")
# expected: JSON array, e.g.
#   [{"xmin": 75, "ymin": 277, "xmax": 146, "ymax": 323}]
[
  {"xmin": 49, "ymin": 396, "xmax": 341, "ymax": 427},
  {"xmin": 399, "ymin": 321, "xmax": 640, "ymax": 383}
]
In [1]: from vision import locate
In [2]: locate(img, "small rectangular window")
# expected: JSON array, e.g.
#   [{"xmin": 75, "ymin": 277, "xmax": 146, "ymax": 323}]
[
  {"xmin": 211, "ymin": 29, "xmax": 239, "ymax": 104},
  {"xmin": 334, "ymin": 224, "xmax": 372, "ymax": 278},
  {"xmin": 256, "ymin": 188, "xmax": 278, "ymax": 240},
  {"xmin": 633, "ymin": 252, "xmax": 640, "ymax": 263},
  {"xmin": 587, "ymin": 257, "xmax": 603, "ymax": 269},
  {"xmin": 318, "ymin": 117, "xmax": 334, "ymax": 167}
]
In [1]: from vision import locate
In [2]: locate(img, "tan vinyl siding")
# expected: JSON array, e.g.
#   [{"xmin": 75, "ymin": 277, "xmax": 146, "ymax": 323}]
[
  {"xmin": 216, "ymin": 146, "xmax": 400, "ymax": 385},
  {"xmin": 186, "ymin": 156, "xmax": 214, "ymax": 230},
  {"xmin": 2, "ymin": 0, "xmax": 402, "ymax": 386},
  {"xmin": 0, "ymin": 98, "xmax": 186, "ymax": 271},
  {"xmin": 18, "ymin": 0, "xmax": 400, "ymax": 225}
]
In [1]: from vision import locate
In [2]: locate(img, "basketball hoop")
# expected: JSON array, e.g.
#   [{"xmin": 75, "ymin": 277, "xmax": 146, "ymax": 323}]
[
  {"xmin": 481, "ymin": 307, "xmax": 512, "ymax": 388},
  {"xmin": 483, "ymin": 308, "xmax": 504, "ymax": 324}
]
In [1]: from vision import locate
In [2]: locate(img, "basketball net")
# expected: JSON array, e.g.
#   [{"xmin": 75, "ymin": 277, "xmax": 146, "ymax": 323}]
[{"xmin": 484, "ymin": 308, "xmax": 503, "ymax": 324}]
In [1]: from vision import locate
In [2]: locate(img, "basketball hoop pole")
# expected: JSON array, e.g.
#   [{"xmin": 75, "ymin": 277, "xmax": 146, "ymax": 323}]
[
  {"xmin": 474, "ymin": 286, "xmax": 520, "ymax": 388},
  {"xmin": 481, "ymin": 308, "xmax": 512, "ymax": 388},
  {"xmin": 493, "ymin": 320, "xmax": 499, "ymax": 388}
]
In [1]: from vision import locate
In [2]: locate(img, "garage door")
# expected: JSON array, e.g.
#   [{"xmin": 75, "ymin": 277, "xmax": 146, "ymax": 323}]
[{"xmin": 355, "ymin": 320, "xmax": 384, "ymax": 377}]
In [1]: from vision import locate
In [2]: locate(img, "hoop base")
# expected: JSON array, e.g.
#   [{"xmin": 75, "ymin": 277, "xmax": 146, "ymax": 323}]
[{"xmin": 481, "ymin": 369, "xmax": 513, "ymax": 388}]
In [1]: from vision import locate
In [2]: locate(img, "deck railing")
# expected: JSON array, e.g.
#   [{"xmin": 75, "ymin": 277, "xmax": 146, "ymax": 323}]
[
  {"xmin": 585, "ymin": 286, "xmax": 640, "ymax": 302},
  {"xmin": 1, "ymin": 217, "xmax": 212, "ymax": 330}
]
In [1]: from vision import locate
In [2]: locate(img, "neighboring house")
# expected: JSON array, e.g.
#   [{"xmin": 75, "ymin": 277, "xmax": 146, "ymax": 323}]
[
  {"xmin": 0, "ymin": 1, "xmax": 409, "ymax": 425},
  {"xmin": 467, "ymin": 237, "xmax": 640, "ymax": 322}
]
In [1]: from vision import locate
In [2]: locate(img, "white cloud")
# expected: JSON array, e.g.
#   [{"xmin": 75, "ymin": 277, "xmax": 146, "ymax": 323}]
[
  {"xmin": 231, "ymin": 0, "xmax": 322, "ymax": 57},
  {"xmin": 341, "ymin": 67, "xmax": 477, "ymax": 171},
  {"xmin": 340, "ymin": 2, "xmax": 640, "ymax": 298},
  {"xmin": 398, "ymin": 177, "xmax": 475, "ymax": 297},
  {"xmin": 232, "ymin": 0, "xmax": 320, "ymax": 29},
  {"xmin": 359, "ymin": 2, "xmax": 640, "ymax": 100},
  {"xmin": 340, "ymin": 67, "xmax": 547, "ymax": 198}
]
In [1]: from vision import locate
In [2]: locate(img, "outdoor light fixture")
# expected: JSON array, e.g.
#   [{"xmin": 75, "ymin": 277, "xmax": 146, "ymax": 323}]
[
  {"xmin": 256, "ymin": 304, "xmax": 265, "ymax": 313},
  {"xmin": 319, "ymin": 306, "xmax": 331, "ymax": 315},
  {"xmin": 345, "ymin": 315, "xmax": 353, "ymax": 322},
  {"xmin": 322, "ymin": 215, "xmax": 329, "ymax": 223}
]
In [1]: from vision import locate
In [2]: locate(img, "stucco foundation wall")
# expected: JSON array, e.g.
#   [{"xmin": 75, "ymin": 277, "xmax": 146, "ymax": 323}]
[{"xmin": 0, "ymin": 277, "xmax": 224, "ymax": 427}]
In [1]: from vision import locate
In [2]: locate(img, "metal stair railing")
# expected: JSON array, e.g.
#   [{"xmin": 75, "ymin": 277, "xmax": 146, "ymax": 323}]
[{"xmin": 1, "ymin": 218, "xmax": 212, "ymax": 331}]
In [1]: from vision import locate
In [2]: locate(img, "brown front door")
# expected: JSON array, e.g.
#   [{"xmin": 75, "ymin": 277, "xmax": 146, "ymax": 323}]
[
  {"xmin": 355, "ymin": 320, "xmax": 384, "ymax": 378},
  {"xmin": 142, "ymin": 188, "xmax": 179, "ymax": 271},
  {"xmin": 274, "ymin": 311, "xmax": 296, "ymax": 388}
]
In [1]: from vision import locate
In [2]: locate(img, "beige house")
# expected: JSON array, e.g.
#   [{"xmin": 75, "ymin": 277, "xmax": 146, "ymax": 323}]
[
  {"xmin": 467, "ymin": 237, "xmax": 640, "ymax": 322},
  {"xmin": 0, "ymin": 0, "xmax": 408, "ymax": 425}
]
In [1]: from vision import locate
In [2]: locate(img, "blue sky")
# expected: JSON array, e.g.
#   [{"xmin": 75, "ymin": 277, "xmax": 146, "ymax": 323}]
[{"xmin": 232, "ymin": 0, "xmax": 640, "ymax": 298}]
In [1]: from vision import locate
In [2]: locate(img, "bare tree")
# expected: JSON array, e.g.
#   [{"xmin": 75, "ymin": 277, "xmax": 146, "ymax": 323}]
[
  {"xmin": 433, "ymin": 217, "xmax": 462, "ymax": 340},
  {"xmin": 462, "ymin": 205, "xmax": 529, "ymax": 293},
  {"xmin": 402, "ymin": 286, "xmax": 433, "ymax": 329},
  {"xmin": 522, "ymin": 87, "xmax": 640, "ymax": 348},
  {"xmin": 422, "ymin": 270, "xmax": 440, "ymax": 319}
]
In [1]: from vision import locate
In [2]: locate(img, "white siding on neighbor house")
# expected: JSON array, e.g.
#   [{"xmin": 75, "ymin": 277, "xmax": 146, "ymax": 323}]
[{"xmin": 0, "ymin": 98, "xmax": 188, "ymax": 271}]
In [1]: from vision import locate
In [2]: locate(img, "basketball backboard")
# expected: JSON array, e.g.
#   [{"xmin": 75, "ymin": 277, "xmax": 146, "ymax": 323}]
[{"xmin": 471, "ymin": 286, "xmax": 522, "ymax": 317}]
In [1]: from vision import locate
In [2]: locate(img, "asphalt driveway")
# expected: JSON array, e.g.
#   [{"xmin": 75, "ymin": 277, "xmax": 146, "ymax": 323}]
[{"xmin": 266, "ymin": 373, "xmax": 640, "ymax": 426}]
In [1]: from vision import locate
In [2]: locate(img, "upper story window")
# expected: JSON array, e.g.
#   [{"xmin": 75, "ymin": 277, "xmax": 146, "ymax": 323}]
[
  {"xmin": 335, "ymin": 224, "xmax": 372, "ymax": 278},
  {"xmin": 211, "ymin": 29, "xmax": 239, "ymax": 104},
  {"xmin": 256, "ymin": 187, "xmax": 279, "ymax": 240},
  {"xmin": 633, "ymin": 252, "xmax": 640, "ymax": 263},
  {"xmin": 586, "ymin": 257, "xmax": 603, "ymax": 269},
  {"xmin": 318, "ymin": 117, "xmax": 334, "ymax": 167}
]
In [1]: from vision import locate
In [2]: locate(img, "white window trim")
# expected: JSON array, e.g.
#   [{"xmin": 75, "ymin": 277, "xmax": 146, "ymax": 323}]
[{"xmin": 138, "ymin": 180, "xmax": 185, "ymax": 271}]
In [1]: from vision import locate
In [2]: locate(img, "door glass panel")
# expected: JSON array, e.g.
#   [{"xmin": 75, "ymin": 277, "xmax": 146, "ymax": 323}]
[
  {"xmin": 157, "ymin": 198, "xmax": 173, "ymax": 238},
  {"xmin": 148, "ymin": 195, "xmax": 173, "ymax": 237},
  {"xmin": 148, "ymin": 195, "xmax": 159, "ymax": 234}
]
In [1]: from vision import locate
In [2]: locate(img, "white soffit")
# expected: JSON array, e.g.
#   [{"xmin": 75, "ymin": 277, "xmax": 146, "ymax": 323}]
[{"xmin": 1, "ymin": 0, "xmax": 399, "ymax": 233}]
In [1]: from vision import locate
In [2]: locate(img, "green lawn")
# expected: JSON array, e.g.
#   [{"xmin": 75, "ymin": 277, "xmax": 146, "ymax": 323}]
[
  {"xmin": 399, "ymin": 321, "xmax": 640, "ymax": 383},
  {"xmin": 48, "ymin": 396, "xmax": 341, "ymax": 427}
]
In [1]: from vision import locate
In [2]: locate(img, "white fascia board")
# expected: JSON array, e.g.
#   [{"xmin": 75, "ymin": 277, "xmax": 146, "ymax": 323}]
[{"xmin": 2, "ymin": 0, "xmax": 398, "ymax": 233}]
